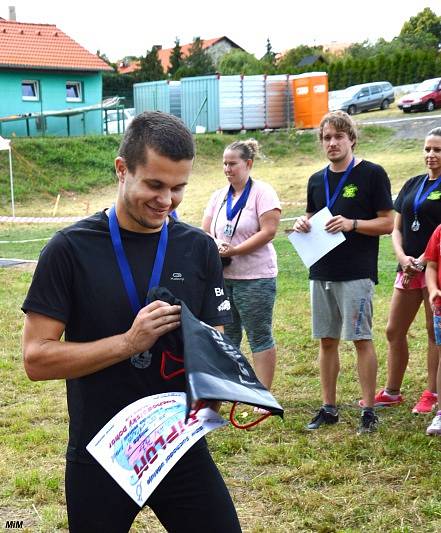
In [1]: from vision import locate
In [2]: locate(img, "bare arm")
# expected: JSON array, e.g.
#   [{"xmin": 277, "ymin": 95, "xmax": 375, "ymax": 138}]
[
  {"xmin": 219, "ymin": 208, "xmax": 281, "ymax": 257},
  {"xmin": 391, "ymin": 213, "xmax": 406, "ymax": 261},
  {"xmin": 23, "ymin": 300, "xmax": 181, "ymax": 381},
  {"xmin": 426, "ymin": 260, "xmax": 441, "ymax": 307},
  {"xmin": 201, "ymin": 214, "xmax": 212, "ymax": 234},
  {"xmin": 325, "ymin": 209, "xmax": 394, "ymax": 236}
]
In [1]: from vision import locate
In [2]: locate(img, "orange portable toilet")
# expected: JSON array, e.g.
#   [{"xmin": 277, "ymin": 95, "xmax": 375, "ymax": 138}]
[{"xmin": 291, "ymin": 72, "xmax": 328, "ymax": 129}]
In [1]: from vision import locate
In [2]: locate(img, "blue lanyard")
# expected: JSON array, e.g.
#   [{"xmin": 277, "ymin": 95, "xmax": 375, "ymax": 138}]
[
  {"xmin": 413, "ymin": 174, "xmax": 441, "ymax": 217},
  {"xmin": 226, "ymin": 178, "xmax": 252, "ymax": 221},
  {"xmin": 108, "ymin": 205, "xmax": 168, "ymax": 315},
  {"xmin": 323, "ymin": 157, "xmax": 355, "ymax": 210}
]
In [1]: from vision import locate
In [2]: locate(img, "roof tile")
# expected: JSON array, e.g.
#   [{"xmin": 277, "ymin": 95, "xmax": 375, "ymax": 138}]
[
  {"xmin": 118, "ymin": 36, "xmax": 227, "ymax": 74},
  {"xmin": 0, "ymin": 19, "xmax": 112, "ymax": 71}
]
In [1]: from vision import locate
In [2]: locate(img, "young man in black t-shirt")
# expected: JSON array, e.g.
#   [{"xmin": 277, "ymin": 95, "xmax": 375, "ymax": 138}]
[
  {"xmin": 22, "ymin": 112, "xmax": 241, "ymax": 532},
  {"xmin": 293, "ymin": 111, "xmax": 394, "ymax": 434}
]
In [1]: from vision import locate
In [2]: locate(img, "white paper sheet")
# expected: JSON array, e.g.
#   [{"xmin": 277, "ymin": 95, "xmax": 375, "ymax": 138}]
[
  {"xmin": 288, "ymin": 207, "xmax": 346, "ymax": 268},
  {"xmin": 86, "ymin": 392, "xmax": 227, "ymax": 506}
]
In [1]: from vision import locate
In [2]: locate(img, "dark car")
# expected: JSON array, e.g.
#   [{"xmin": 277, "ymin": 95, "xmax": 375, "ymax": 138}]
[
  {"xmin": 397, "ymin": 78, "xmax": 441, "ymax": 113},
  {"xmin": 329, "ymin": 81, "xmax": 395, "ymax": 115}
]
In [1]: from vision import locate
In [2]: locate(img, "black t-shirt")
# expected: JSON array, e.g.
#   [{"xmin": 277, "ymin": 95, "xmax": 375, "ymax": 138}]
[
  {"xmin": 394, "ymin": 174, "xmax": 441, "ymax": 269},
  {"xmin": 22, "ymin": 211, "xmax": 231, "ymax": 462},
  {"xmin": 306, "ymin": 159, "xmax": 393, "ymax": 283}
]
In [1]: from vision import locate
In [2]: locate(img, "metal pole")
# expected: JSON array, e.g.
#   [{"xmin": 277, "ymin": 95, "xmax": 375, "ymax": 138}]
[
  {"xmin": 8, "ymin": 146, "xmax": 15, "ymax": 217},
  {"xmin": 40, "ymin": 83, "xmax": 45, "ymax": 137},
  {"xmin": 190, "ymin": 96, "xmax": 208, "ymax": 132}
]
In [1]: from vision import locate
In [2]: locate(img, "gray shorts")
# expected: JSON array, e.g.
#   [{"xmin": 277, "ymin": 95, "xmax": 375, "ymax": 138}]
[{"xmin": 310, "ymin": 279, "xmax": 374, "ymax": 341}]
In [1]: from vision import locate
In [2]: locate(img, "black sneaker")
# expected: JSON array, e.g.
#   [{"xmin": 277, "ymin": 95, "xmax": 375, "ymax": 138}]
[
  {"xmin": 357, "ymin": 410, "xmax": 379, "ymax": 435},
  {"xmin": 306, "ymin": 407, "xmax": 339, "ymax": 430}
]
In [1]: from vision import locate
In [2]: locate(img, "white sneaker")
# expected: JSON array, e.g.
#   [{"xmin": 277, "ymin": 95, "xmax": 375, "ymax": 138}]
[{"xmin": 426, "ymin": 414, "xmax": 441, "ymax": 436}]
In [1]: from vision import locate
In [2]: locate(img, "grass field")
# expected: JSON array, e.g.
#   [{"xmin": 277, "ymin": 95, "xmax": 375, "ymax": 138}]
[{"xmin": 1, "ymin": 127, "xmax": 440, "ymax": 532}]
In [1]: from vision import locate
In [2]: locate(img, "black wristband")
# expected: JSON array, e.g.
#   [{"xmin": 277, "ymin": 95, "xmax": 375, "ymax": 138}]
[{"xmin": 352, "ymin": 219, "xmax": 358, "ymax": 231}]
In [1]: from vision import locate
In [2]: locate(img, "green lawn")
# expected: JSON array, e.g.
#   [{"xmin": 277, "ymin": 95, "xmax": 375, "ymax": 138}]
[
  {"xmin": 1, "ymin": 129, "xmax": 440, "ymax": 532},
  {"xmin": 1, "ymin": 235, "xmax": 439, "ymax": 532}
]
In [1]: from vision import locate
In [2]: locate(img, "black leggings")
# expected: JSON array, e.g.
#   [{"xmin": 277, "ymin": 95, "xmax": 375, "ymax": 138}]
[{"xmin": 65, "ymin": 442, "xmax": 241, "ymax": 533}]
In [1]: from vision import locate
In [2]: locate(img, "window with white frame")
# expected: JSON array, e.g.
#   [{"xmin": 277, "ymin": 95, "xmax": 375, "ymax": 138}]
[
  {"xmin": 22, "ymin": 80, "xmax": 40, "ymax": 101},
  {"xmin": 66, "ymin": 81, "xmax": 82, "ymax": 102}
]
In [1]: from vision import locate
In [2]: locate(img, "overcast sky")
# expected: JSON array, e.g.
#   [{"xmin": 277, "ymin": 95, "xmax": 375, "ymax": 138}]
[{"xmin": 1, "ymin": 0, "xmax": 440, "ymax": 61}]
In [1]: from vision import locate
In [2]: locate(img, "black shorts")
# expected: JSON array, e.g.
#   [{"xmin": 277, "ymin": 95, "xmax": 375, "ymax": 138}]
[{"xmin": 65, "ymin": 440, "xmax": 241, "ymax": 533}]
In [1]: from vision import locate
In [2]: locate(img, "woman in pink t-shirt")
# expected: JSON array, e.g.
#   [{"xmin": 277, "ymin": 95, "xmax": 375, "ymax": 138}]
[{"xmin": 202, "ymin": 139, "xmax": 281, "ymax": 390}]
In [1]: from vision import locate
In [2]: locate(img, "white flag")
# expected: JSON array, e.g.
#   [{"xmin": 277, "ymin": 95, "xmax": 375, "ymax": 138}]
[{"xmin": 0, "ymin": 136, "xmax": 11, "ymax": 150}]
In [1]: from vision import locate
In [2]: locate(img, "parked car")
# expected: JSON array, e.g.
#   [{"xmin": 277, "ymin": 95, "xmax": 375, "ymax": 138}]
[
  {"xmin": 103, "ymin": 107, "xmax": 135, "ymax": 134},
  {"xmin": 329, "ymin": 82, "xmax": 395, "ymax": 115},
  {"xmin": 397, "ymin": 78, "xmax": 441, "ymax": 113}
]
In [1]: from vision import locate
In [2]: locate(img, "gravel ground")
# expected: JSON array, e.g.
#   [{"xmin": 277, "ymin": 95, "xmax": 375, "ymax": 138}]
[{"xmin": 357, "ymin": 113, "xmax": 441, "ymax": 139}]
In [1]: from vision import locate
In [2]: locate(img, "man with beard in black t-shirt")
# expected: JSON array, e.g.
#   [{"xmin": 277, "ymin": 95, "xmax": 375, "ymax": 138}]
[
  {"xmin": 293, "ymin": 111, "xmax": 394, "ymax": 435},
  {"xmin": 22, "ymin": 111, "xmax": 241, "ymax": 533}
]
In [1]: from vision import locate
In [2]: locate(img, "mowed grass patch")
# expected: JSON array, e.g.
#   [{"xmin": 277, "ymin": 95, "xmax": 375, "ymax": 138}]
[
  {"xmin": 2, "ymin": 234, "xmax": 441, "ymax": 531},
  {"xmin": 0, "ymin": 125, "xmax": 423, "ymax": 222},
  {"xmin": 1, "ymin": 128, "xmax": 441, "ymax": 531}
]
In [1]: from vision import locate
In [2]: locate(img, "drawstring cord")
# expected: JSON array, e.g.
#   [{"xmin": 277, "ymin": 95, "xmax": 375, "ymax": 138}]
[{"xmin": 229, "ymin": 402, "xmax": 271, "ymax": 429}]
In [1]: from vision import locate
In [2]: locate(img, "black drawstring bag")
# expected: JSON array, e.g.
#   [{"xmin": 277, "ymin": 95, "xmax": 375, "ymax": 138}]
[{"xmin": 149, "ymin": 287, "xmax": 284, "ymax": 427}]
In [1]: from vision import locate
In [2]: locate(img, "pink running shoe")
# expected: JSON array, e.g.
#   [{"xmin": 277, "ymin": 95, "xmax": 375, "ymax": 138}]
[
  {"xmin": 359, "ymin": 389, "xmax": 404, "ymax": 408},
  {"xmin": 412, "ymin": 390, "xmax": 437, "ymax": 414}
]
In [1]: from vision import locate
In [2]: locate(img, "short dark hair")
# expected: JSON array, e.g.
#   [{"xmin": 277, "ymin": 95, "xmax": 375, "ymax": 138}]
[
  {"xmin": 319, "ymin": 111, "xmax": 358, "ymax": 148},
  {"xmin": 118, "ymin": 111, "xmax": 195, "ymax": 173}
]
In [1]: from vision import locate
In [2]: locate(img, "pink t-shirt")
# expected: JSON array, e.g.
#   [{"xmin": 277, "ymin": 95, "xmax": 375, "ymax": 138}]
[{"xmin": 204, "ymin": 179, "xmax": 281, "ymax": 279}]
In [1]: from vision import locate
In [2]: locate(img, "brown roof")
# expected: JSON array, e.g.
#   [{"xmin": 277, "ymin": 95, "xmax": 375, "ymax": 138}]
[
  {"xmin": 0, "ymin": 19, "xmax": 112, "ymax": 71},
  {"xmin": 118, "ymin": 36, "xmax": 241, "ymax": 74}
]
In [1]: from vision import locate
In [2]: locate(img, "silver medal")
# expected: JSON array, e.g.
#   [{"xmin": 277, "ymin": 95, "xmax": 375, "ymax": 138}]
[
  {"xmin": 411, "ymin": 218, "xmax": 420, "ymax": 232},
  {"xmin": 131, "ymin": 350, "xmax": 152, "ymax": 369},
  {"xmin": 224, "ymin": 223, "xmax": 233, "ymax": 237}
]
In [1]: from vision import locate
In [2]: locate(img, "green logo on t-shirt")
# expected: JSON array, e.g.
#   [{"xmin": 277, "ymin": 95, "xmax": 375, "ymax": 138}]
[
  {"xmin": 342, "ymin": 184, "xmax": 358, "ymax": 198},
  {"xmin": 427, "ymin": 190, "xmax": 441, "ymax": 200}
]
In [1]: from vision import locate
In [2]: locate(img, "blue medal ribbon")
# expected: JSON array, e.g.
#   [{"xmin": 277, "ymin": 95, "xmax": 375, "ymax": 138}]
[
  {"xmin": 413, "ymin": 173, "xmax": 441, "ymax": 221},
  {"xmin": 226, "ymin": 178, "xmax": 252, "ymax": 221},
  {"xmin": 108, "ymin": 205, "xmax": 168, "ymax": 315},
  {"xmin": 323, "ymin": 157, "xmax": 355, "ymax": 210}
]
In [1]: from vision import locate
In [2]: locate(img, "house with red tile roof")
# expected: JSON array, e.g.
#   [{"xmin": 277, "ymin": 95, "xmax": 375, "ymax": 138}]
[
  {"xmin": 0, "ymin": 17, "xmax": 112, "ymax": 137},
  {"xmin": 118, "ymin": 36, "xmax": 244, "ymax": 75}
]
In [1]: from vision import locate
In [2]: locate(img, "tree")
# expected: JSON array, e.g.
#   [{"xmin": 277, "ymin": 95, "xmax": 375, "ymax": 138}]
[
  {"xmin": 277, "ymin": 45, "xmax": 324, "ymax": 74},
  {"xmin": 137, "ymin": 46, "xmax": 165, "ymax": 82},
  {"xmin": 168, "ymin": 38, "xmax": 183, "ymax": 79},
  {"xmin": 263, "ymin": 38, "xmax": 276, "ymax": 63},
  {"xmin": 96, "ymin": 50, "xmax": 117, "ymax": 71},
  {"xmin": 218, "ymin": 50, "xmax": 264, "ymax": 75},
  {"xmin": 399, "ymin": 7, "xmax": 441, "ymax": 50},
  {"xmin": 174, "ymin": 37, "xmax": 215, "ymax": 79},
  {"xmin": 346, "ymin": 40, "xmax": 373, "ymax": 59},
  {"xmin": 102, "ymin": 72, "xmax": 137, "ymax": 106},
  {"xmin": 261, "ymin": 38, "xmax": 277, "ymax": 73}
]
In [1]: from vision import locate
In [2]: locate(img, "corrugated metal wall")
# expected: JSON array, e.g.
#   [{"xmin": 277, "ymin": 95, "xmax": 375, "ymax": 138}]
[
  {"xmin": 169, "ymin": 81, "xmax": 182, "ymax": 118},
  {"xmin": 266, "ymin": 75, "xmax": 291, "ymax": 129},
  {"xmin": 132, "ymin": 73, "xmax": 327, "ymax": 132},
  {"xmin": 219, "ymin": 75, "xmax": 242, "ymax": 130},
  {"xmin": 181, "ymin": 75, "xmax": 220, "ymax": 133},
  {"xmin": 134, "ymin": 80, "xmax": 182, "ymax": 118},
  {"xmin": 242, "ymin": 75, "xmax": 265, "ymax": 130},
  {"xmin": 134, "ymin": 80, "xmax": 170, "ymax": 115}
]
